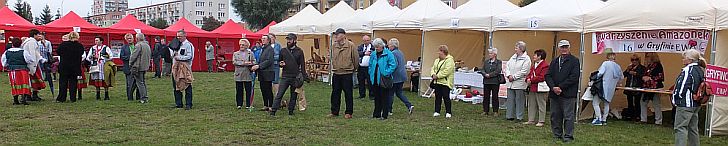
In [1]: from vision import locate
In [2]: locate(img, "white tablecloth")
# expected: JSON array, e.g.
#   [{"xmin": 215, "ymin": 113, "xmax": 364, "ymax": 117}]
[{"xmin": 454, "ymin": 72, "xmax": 483, "ymax": 88}]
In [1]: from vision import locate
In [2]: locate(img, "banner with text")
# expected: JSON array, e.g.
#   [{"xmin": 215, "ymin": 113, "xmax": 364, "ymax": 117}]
[
  {"xmin": 592, "ymin": 29, "xmax": 711, "ymax": 54},
  {"xmin": 706, "ymin": 65, "xmax": 728, "ymax": 96}
]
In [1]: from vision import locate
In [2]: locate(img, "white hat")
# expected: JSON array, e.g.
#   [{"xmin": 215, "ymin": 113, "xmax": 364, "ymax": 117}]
[{"xmin": 558, "ymin": 40, "xmax": 570, "ymax": 47}]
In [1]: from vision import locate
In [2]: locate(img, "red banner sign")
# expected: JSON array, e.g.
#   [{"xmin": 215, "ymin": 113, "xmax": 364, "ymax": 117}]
[{"xmin": 706, "ymin": 65, "xmax": 728, "ymax": 96}]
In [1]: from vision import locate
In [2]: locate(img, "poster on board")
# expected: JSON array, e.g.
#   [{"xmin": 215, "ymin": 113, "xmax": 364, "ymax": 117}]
[
  {"xmin": 706, "ymin": 64, "xmax": 728, "ymax": 96},
  {"xmin": 109, "ymin": 40, "xmax": 124, "ymax": 58},
  {"xmin": 592, "ymin": 29, "xmax": 711, "ymax": 54}
]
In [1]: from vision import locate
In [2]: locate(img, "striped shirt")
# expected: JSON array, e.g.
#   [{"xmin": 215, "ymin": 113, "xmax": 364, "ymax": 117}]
[{"xmin": 672, "ymin": 63, "xmax": 704, "ymax": 107}]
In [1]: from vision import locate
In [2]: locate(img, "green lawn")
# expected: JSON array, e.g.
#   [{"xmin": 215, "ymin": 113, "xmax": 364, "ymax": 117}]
[{"xmin": 0, "ymin": 72, "xmax": 726, "ymax": 145}]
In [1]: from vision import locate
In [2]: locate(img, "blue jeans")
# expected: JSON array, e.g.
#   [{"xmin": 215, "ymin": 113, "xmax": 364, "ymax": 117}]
[
  {"xmin": 172, "ymin": 77, "xmax": 193, "ymax": 107},
  {"xmin": 272, "ymin": 64, "xmax": 280, "ymax": 84},
  {"xmin": 388, "ymin": 82, "xmax": 413, "ymax": 113}
]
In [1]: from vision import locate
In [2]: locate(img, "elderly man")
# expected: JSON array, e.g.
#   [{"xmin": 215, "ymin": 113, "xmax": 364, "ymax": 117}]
[
  {"xmin": 22, "ymin": 29, "xmax": 47, "ymax": 101},
  {"xmin": 205, "ymin": 41, "xmax": 215, "ymax": 73},
  {"xmin": 357, "ymin": 35, "xmax": 373, "ymax": 100},
  {"xmin": 130, "ymin": 33, "xmax": 152, "ymax": 103},
  {"xmin": 545, "ymin": 40, "xmax": 580, "ymax": 143},
  {"xmin": 505, "ymin": 41, "xmax": 531, "ymax": 122},
  {"xmin": 121, "ymin": 33, "xmax": 141, "ymax": 101},
  {"xmin": 172, "ymin": 30, "xmax": 195, "ymax": 110},
  {"xmin": 152, "ymin": 36, "xmax": 164, "ymax": 78},
  {"xmin": 254, "ymin": 35, "xmax": 276, "ymax": 111},
  {"xmin": 328, "ymin": 28, "xmax": 359, "ymax": 119}
]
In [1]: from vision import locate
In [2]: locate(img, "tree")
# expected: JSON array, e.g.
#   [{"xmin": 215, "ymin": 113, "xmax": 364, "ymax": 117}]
[
  {"xmin": 13, "ymin": 0, "xmax": 33, "ymax": 22},
  {"xmin": 519, "ymin": 0, "xmax": 537, "ymax": 7},
  {"xmin": 201, "ymin": 16, "xmax": 223, "ymax": 31},
  {"xmin": 35, "ymin": 5, "xmax": 53, "ymax": 25},
  {"xmin": 231, "ymin": 0, "xmax": 292, "ymax": 30},
  {"xmin": 148, "ymin": 18, "xmax": 169, "ymax": 29}
]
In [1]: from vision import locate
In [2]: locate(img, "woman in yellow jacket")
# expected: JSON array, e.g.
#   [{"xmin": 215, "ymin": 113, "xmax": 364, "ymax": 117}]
[{"xmin": 430, "ymin": 45, "xmax": 455, "ymax": 118}]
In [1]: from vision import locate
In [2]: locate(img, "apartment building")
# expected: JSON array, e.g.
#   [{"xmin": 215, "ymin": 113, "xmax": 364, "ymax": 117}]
[
  {"xmin": 87, "ymin": 0, "xmax": 128, "ymax": 27},
  {"xmin": 125, "ymin": 0, "xmax": 229, "ymax": 27}
]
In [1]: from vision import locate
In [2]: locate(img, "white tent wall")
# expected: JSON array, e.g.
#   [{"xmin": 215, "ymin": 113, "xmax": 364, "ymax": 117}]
[
  {"xmin": 420, "ymin": 30, "xmax": 487, "ymax": 92},
  {"xmin": 373, "ymin": 29, "xmax": 423, "ymax": 89},
  {"xmin": 276, "ymin": 35, "xmax": 330, "ymax": 62},
  {"xmin": 711, "ymin": 30, "xmax": 728, "ymax": 136},
  {"xmin": 491, "ymin": 31, "xmax": 581, "ymax": 62}
]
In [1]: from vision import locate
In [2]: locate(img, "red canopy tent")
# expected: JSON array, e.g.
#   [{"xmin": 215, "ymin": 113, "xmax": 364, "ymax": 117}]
[
  {"xmin": 43, "ymin": 11, "xmax": 109, "ymax": 49},
  {"xmin": 164, "ymin": 17, "xmax": 215, "ymax": 72},
  {"xmin": 108, "ymin": 14, "xmax": 165, "ymax": 35},
  {"xmin": 211, "ymin": 19, "xmax": 262, "ymax": 71},
  {"xmin": 0, "ymin": 6, "xmax": 37, "ymax": 68},
  {"xmin": 255, "ymin": 21, "xmax": 277, "ymax": 36}
]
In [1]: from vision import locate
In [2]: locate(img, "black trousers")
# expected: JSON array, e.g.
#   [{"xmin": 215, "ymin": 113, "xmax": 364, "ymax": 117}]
[
  {"xmin": 272, "ymin": 78, "xmax": 298, "ymax": 113},
  {"xmin": 357, "ymin": 67, "xmax": 370, "ymax": 98},
  {"xmin": 550, "ymin": 96, "xmax": 576, "ymax": 140},
  {"xmin": 483, "ymin": 84, "xmax": 500, "ymax": 113},
  {"xmin": 259, "ymin": 80, "xmax": 274, "ymax": 107},
  {"xmin": 57, "ymin": 72, "xmax": 78, "ymax": 102},
  {"xmin": 331, "ymin": 74, "xmax": 354, "ymax": 115},
  {"xmin": 626, "ymin": 92, "xmax": 642, "ymax": 118},
  {"xmin": 172, "ymin": 77, "xmax": 193, "ymax": 107},
  {"xmin": 153, "ymin": 58, "xmax": 162, "ymax": 77},
  {"xmin": 372, "ymin": 85, "xmax": 391, "ymax": 119},
  {"xmin": 433, "ymin": 84, "xmax": 452, "ymax": 114},
  {"xmin": 235, "ymin": 81, "xmax": 253, "ymax": 107}
]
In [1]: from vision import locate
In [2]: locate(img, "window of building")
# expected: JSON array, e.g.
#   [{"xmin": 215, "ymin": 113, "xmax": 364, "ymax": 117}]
[
  {"xmin": 209, "ymin": 2, "xmax": 213, "ymax": 7},
  {"xmin": 442, "ymin": 0, "xmax": 454, "ymax": 8},
  {"xmin": 219, "ymin": 4, "xmax": 226, "ymax": 10},
  {"xmin": 196, "ymin": 20, "xmax": 203, "ymax": 25},
  {"xmin": 196, "ymin": 11, "xmax": 204, "ymax": 16},
  {"xmin": 196, "ymin": 1, "xmax": 205, "ymax": 7},
  {"xmin": 209, "ymin": 12, "xmax": 213, "ymax": 16},
  {"xmin": 218, "ymin": 12, "xmax": 225, "ymax": 18}
]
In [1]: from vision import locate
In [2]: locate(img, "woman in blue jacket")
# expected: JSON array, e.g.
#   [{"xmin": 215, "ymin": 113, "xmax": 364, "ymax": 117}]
[{"xmin": 369, "ymin": 38, "xmax": 397, "ymax": 120}]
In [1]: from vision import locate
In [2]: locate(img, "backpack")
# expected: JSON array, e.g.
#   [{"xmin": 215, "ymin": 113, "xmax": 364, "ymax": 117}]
[{"xmin": 692, "ymin": 81, "xmax": 712, "ymax": 105}]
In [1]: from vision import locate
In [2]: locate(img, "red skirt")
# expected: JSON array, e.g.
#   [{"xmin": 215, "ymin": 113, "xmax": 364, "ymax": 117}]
[
  {"xmin": 89, "ymin": 80, "xmax": 108, "ymax": 87},
  {"xmin": 77, "ymin": 68, "xmax": 88, "ymax": 89},
  {"xmin": 30, "ymin": 69, "xmax": 46, "ymax": 90},
  {"xmin": 8, "ymin": 70, "xmax": 31, "ymax": 96}
]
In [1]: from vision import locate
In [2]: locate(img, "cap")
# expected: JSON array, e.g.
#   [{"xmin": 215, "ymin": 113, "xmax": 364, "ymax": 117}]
[
  {"xmin": 558, "ymin": 40, "xmax": 570, "ymax": 47},
  {"xmin": 286, "ymin": 33, "xmax": 297, "ymax": 40},
  {"xmin": 333, "ymin": 28, "xmax": 346, "ymax": 35}
]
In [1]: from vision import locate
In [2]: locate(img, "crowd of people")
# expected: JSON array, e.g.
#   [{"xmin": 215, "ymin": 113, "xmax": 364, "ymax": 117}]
[{"xmin": 1, "ymin": 28, "xmax": 709, "ymax": 145}]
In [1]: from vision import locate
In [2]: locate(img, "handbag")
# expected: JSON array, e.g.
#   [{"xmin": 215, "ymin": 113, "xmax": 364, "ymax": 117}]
[
  {"xmin": 380, "ymin": 75, "xmax": 393, "ymax": 88},
  {"xmin": 497, "ymin": 74, "xmax": 506, "ymax": 84},
  {"xmin": 430, "ymin": 58, "xmax": 449, "ymax": 88},
  {"xmin": 283, "ymin": 47, "xmax": 306, "ymax": 88},
  {"xmin": 537, "ymin": 82, "xmax": 550, "ymax": 92},
  {"xmin": 89, "ymin": 65, "xmax": 101, "ymax": 73}
]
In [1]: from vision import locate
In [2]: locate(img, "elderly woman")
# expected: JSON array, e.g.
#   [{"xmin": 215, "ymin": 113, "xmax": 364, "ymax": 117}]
[
  {"xmin": 368, "ymin": 38, "xmax": 397, "ymax": 120},
  {"xmin": 592, "ymin": 50, "xmax": 623, "ymax": 126},
  {"xmin": 481, "ymin": 48, "xmax": 502, "ymax": 116},
  {"xmin": 387, "ymin": 38, "xmax": 414, "ymax": 115},
  {"xmin": 55, "ymin": 32, "xmax": 85, "ymax": 103},
  {"xmin": 233, "ymin": 39, "xmax": 256, "ymax": 109},
  {"xmin": 2, "ymin": 37, "xmax": 34, "ymax": 105},
  {"xmin": 672, "ymin": 49, "xmax": 706, "ymax": 146},
  {"xmin": 640, "ymin": 52, "xmax": 664, "ymax": 125},
  {"xmin": 86, "ymin": 36, "xmax": 114, "ymax": 100},
  {"xmin": 431, "ymin": 45, "xmax": 456, "ymax": 118},
  {"xmin": 524, "ymin": 49, "xmax": 549, "ymax": 126},
  {"xmin": 623, "ymin": 54, "xmax": 645, "ymax": 120},
  {"xmin": 505, "ymin": 41, "xmax": 531, "ymax": 121}
]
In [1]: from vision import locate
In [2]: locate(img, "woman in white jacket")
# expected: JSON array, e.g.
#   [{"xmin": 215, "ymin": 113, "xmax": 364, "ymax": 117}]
[
  {"xmin": 592, "ymin": 51, "xmax": 623, "ymax": 126},
  {"xmin": 505, "ymin": 41, "xmax": 532, "ymax": 121}
]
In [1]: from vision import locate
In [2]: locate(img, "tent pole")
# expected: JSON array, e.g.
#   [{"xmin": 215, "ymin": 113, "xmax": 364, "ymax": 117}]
[
  {"xmin": 420, "ymin": 30, "xmax": 426, "ymax": 96},
  {"xmin": 329, "ymin": 34, "xmax": 333, "ymax": 86},
  {"xmin": 706, "ymin": 29, "xmax": 718, "ymax": 137},
  {"xmin": 577, "ymin": 32, "xmax": 585, "ymax": 122}
]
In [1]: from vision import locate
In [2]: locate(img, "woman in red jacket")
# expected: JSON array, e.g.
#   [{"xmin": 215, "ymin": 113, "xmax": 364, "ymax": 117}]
[{"xmin": 524, "ymin": 49, "xmax": 549, "ymax": 127}]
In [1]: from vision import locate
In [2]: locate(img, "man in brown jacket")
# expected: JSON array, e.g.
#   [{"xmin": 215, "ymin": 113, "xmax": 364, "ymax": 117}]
[
  {"xmin": 328, "ymin": 28, "xmax": 359, "ymax": 119},
  {"xmin": 130, "ymin": 33, "xmax": 151, "ymax": 103}
]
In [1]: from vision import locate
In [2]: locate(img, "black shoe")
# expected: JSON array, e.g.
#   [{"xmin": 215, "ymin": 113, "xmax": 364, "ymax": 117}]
[
  {"xmin": 288, "ymin": 111, "xmax": 294, "ymax": 116},
  {"xmin": 78, "ymin": 93, "xmax": 83, "ymax": 100},
  {"xmin": 21, "ymin": 95, "xmax": 30, "ymax": 105},
  {"xmin": 506, "ymin": 118, "xmax": 515, "ymax": 121},
  {"xmin": 562, "ymin": 138, "xmax": 573, "ymax": 143},
  {"xmin": 13, "ymin": 96, "xmax": 20, "ymax": 105},
  {"xmin": 96, "ymin": 92, "xmax": 101, "ymax": 100},
  {"xmin": 270, "ymin": 112, "xmax": 276, "ymax": 117},
  {"xmin": 185, "ymin": 106, "xmax": 192, "ymax": 110},
  {"xmin": 104, "ymin": 92, "xmax": 110, "ymax": 100}
]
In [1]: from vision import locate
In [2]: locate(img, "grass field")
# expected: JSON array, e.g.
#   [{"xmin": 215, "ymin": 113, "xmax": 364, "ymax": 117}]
[{"xmin": 1, "ymin": 72, "xmax": 726, "ymax": 145}]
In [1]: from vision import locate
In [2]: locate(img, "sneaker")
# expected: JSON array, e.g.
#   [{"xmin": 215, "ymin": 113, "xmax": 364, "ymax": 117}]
[
  {"xmin": 536, "ymin": 122, "xmax": 545, "ymax": 127},
  {"xmin": 408, "ymin": 106, "xmax": 415, "ymax": 115},
  {"xmin": 388, "ymin": 112, "xmax": 393, "ymax": 116},
  {"xmin": 601, "ymin": 121, "xmax": 607, "ymax": 126},
  {"xmin": 237, "ymin": 106, "xmax": 243, "ymax": 109},
  {"xmin": 433, "ymin": 112, "xmax": 441, "ymax": 117},
  {"xmin": 591, "ymin": 119, "xmax": 603, "ymax": 126},
  {"xmin": 344, "ymin": 114, "xmax": 353, "ymax": 119},
  {"xmin": 445, "ymin": 113, "xmax": 452, "ymax": 118}
]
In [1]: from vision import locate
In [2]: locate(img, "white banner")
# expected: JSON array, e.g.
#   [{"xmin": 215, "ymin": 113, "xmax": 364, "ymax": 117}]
[{"xmin": 592, "ymin": 29, "xmax": 711, "ymax": 54}]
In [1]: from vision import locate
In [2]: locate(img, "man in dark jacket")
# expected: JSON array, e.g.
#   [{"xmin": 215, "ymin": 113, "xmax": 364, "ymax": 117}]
[
  {"xmin": 56, "ymin": 34, "xmax": 85, "ymax": 102},
  {"xmin": 152, "ymin": 37, "xmax": 164, "ymax": 78},
  {"xmin": 271, "ymin": 33, "xmax": 307, "ymax": 116},
  {"xmin": 161, "ymin": 38, "xmax": 172, "ymax": 76},
  {"xmin": 253, "ymin": 35, "xmax": 276, "ymax": 111},
  {"xmin": 545, "ymin": 40, "xmax": 580, "ymax": 143},
  {"xmin": 120, "ymin": 33, "xmax": 140, "ymax": 100},
  {"xmin": 357, "ymin": 35, "xmax": 373, "ymax": 100}
]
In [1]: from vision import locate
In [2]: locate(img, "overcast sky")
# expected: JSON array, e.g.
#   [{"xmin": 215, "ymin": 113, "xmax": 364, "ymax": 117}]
[{"xmin": 22, "ymin": 0, "xmax": 241, "ymax": 21}]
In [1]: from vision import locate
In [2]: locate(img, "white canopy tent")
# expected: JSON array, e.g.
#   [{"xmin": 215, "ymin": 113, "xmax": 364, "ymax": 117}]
[
  {"xmin": 710, "ymin": 0, "xmax": 728, "ymax": 136},
  {"xmin": 313, "ymin": 1, "xmax": 356, "ymax": 34},
  {"xmin": 271, "ymin": 5, "xmax": 323, "ymax": 35},
  {"xmin": 584, "ymin": 0, "xmax": 716, "ymax": 32},
  {"xmin": 419, "ymin": 0, "xmax": 519, "ymax": 92},
  {"xmin": 331, "ymin": 0, "xmax": 399, "ymax": 34}
]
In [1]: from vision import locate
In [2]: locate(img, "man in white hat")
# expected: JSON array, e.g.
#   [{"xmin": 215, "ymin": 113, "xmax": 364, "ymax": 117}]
[{"xmin": 545, "ymin": 40, "xmax": 580, "ymax": 143}]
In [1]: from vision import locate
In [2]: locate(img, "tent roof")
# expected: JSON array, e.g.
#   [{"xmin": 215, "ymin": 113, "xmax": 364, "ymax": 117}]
[
  {"xmin": 331, "ymin": 0, "xmax": 399, "ymax": 33},
  {"xmin": 713, "ymin": 0, "xmax": 728, "ymax": 30},
  {"xmin": 164, "ymin": 17, "xmax": 213, "ymax": 37},
  {"xmin": 373, "ymin": 0, "xmax": 453, "ymax": 30},
  {"xmin": 271, "ymin": 5, "xmax": 323, "ymax": 35},
  {"xmin": 494, "ymin": 0, "xmax": 605, "ymax": 32},
  {"xmin": 585, "ymin": 0, "xmax": 716, "ymax": 32},
  {"xmin": 425, "ymin": 0, "xmax": 519, "ymax": 31},
  {"xmin": 255, "ymin": 21, "xmax": 277, "ymax": 35},
  {"xmin": 0, "ymin": 6, "xmax": 36, "ymax": 30},
  {"xmin": 44, "ymin": 11, "xmax": 106, "ymax": 33},
  {"xmin": 108, "ymin": 14, "xmax": 164, "ymax": 35},
  {"xmin": 313, "ymin": 1, "xmax": 356, "ymax": 34},
  {"xmin": 212, "ymin": 19, "xmax": 261, "ymax": 39}
]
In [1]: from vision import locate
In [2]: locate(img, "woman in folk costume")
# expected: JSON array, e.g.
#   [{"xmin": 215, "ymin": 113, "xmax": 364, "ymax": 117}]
[
  {"xmin": 85, "ymin": 36, "xmax": 114, "ymax": 100},
  {"xmin": 2, "ymin": 37, "xmax": 36, "ymax": 105},
  {"xmin": 21, "ymin": 29, "xmax": 47, "ymax": 101}
]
